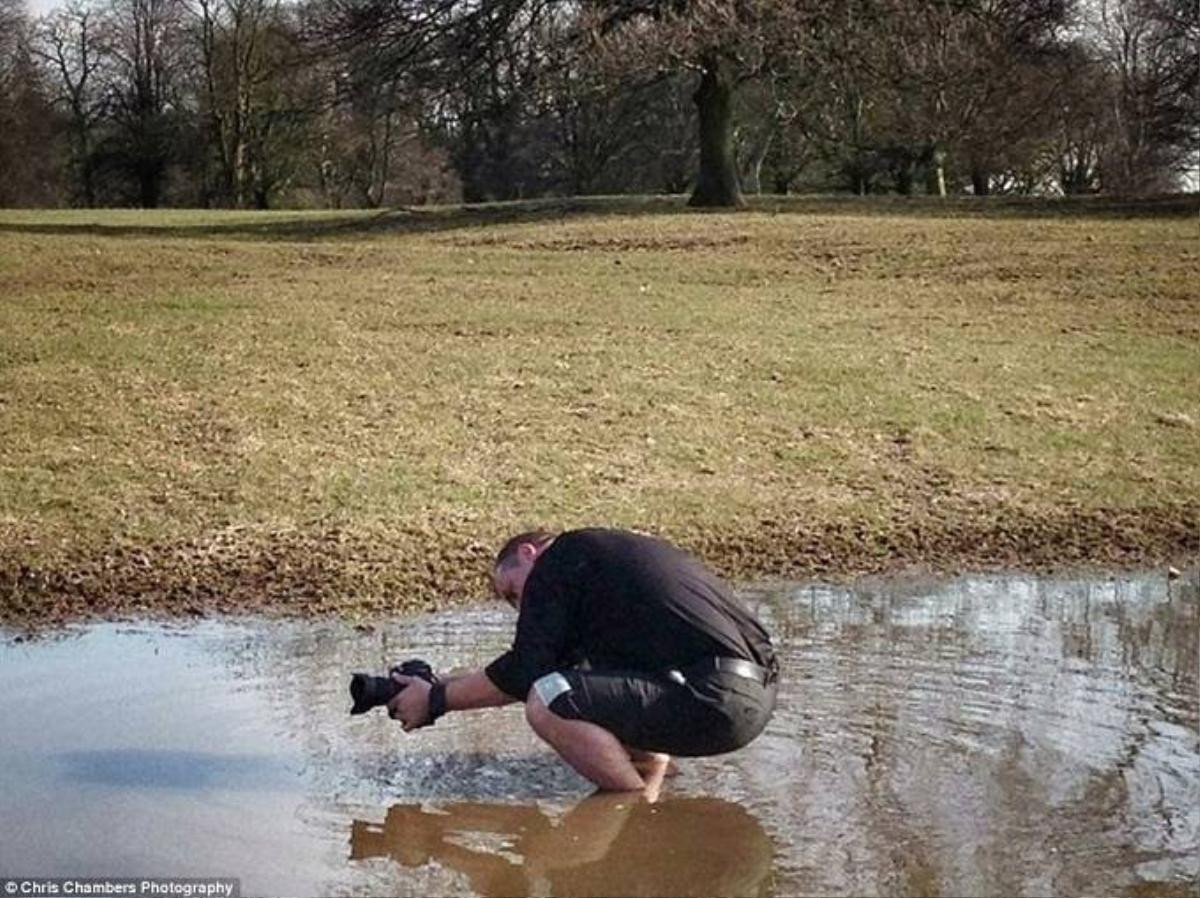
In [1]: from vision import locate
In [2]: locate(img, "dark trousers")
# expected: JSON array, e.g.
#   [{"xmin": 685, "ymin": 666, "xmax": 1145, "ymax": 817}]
[{"xmin": 542, "ymin": 663, "xmax": 778, "ymax": 757}]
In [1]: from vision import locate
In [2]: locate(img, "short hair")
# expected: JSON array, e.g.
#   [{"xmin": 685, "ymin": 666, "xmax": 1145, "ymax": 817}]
[{"xmin": 494, "ymin": 529, "xmax": 555, "ymax": 569}]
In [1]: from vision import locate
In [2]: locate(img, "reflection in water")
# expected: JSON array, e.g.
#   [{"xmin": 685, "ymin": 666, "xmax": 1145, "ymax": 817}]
[
  {"xmin": 0, "ymin": 570, "xmax": 1195, "ymax": 896},
  {"xmin": 349, "ymin": 795, "xmax": 774, "ymax": 898},
  {"xmin": 748, "ymin": 572, "xmax": 1200, "ymax": 897},
  {"xmin": 55, "ymin": 749, "xmax": 300, "ymax": 791}
]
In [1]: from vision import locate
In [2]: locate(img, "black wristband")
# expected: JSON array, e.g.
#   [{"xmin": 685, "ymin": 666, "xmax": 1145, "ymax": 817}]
[{"xmin": 427, "ymin": 681, "xmax": 448, "ymax": 724}]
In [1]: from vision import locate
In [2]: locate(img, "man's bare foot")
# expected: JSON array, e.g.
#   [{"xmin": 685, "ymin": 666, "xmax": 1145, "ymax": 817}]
[
  {"xmin": 634, "ymin": 757, "xmax": 680, "ymax": 778},
  {"xmin": 628, "ymin": 750, "xmax": 679, "ymax": 779},
  {"xmin": 637, "ymin": 755, "xmax": 670, "ymax": 802}
]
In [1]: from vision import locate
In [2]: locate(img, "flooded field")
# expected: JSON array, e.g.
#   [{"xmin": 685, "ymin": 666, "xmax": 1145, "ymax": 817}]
[{"xmin": 1, "ymin": 570, "xmax": 1196, "ymax": 897}]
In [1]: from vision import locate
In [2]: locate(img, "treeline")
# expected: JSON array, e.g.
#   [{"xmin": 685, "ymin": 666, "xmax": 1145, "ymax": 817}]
[{"xmin": 0, "ymin": 0, "xmax": 1195, "ymax": 208}]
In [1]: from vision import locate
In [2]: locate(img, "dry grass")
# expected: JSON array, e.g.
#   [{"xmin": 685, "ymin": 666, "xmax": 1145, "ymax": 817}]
[{"xmin": 1, "ymin": 195, "xmax": 1197, "ymax": 626}]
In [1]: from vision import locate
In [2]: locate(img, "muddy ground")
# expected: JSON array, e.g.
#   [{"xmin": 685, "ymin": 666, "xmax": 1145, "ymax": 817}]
[{"xmin": 3, "ymin": 504, "xmax": 1195, "ymax": 630}]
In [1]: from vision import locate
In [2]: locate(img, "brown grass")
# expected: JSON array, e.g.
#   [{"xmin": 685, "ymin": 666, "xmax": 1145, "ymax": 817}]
[{"xmin": 1, "ymin": 196, "xmax": 1197, "ymax": 628}]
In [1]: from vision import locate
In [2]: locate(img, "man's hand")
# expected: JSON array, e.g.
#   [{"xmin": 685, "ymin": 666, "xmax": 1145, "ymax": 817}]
[
  {"xmin": 387, "ymin": 673, "xmax": 433, "ymax": 731},
  {"xmin": 383, "ymin": 669, "xmax": 515, "ymax": 729}
]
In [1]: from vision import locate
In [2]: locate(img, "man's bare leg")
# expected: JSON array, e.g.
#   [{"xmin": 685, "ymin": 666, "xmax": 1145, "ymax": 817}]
[
  {"xmin": 525, "ymin": 695, "xmax": 646, "ymax": 793},
  {"xmin": 628, "ymin": 752, "xmax": 670, "ymax": 802},
  {"xmin": 625, "ymin": 747, "xmax": 680, "ymax": 779}
]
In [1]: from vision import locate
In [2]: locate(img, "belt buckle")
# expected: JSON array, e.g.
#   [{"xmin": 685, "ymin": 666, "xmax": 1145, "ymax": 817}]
[{"xmin": 717, "ymin": 657, "xmax": 769, "ymax": 685}]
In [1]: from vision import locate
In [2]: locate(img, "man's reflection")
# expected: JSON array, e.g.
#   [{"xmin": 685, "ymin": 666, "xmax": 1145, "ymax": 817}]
[{"xmin": 350, "ymin": 793, "xmax": 774, "ymax": 898}]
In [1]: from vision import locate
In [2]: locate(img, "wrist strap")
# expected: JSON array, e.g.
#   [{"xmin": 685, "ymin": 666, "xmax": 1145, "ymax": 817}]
[{"xmin": 427, "ymin": 681, "xmax": 448, "ymax": 724}]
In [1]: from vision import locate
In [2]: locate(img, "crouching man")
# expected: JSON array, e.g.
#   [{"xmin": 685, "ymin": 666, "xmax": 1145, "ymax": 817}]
[{"xmin": 387, "ymin": 527, "xmax": 779, "ymax": 797}]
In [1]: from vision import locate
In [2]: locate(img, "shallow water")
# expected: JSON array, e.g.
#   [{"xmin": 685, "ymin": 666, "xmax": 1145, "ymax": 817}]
[{"xmin": 1, "ymin": 570, "xmax": 1196, "ymax": 897}]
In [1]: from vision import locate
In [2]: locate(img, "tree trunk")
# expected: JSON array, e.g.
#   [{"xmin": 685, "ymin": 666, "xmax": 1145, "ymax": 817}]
[
  {"xmin": 138, "ymin": 162, "xmax": 160, "ymax": 208},
  {"xmin": 926, "ymin": 145, "xmax": 947, "ymax": 196},
  {"xmin": 895, "ymin": 150, "xmax": 916, "ymax": 195},
  {"xmin": 81, "ymin": 154, "xmax": 96, "ymax": 207},
  {"xmin": 742, "ymin": 128, "xmax": 773, "ymax": 195},
  {"xmin": 234, "ymin": 84, "xmax": 253, "ymax": 208},
  {"xmin": 688, "ymin": 53, "xmax": 743, "ymax": 208}
]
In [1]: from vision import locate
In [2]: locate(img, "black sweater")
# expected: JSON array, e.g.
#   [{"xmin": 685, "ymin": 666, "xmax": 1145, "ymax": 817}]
[{"xmin": 485, "ymin": 528, "xmax": 776, "ymax": 700}]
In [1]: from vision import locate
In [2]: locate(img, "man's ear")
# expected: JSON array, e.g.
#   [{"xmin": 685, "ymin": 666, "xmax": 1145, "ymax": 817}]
[{"xmin": 518, "ymin": 541, "xmax": 538, "ymax": 563}]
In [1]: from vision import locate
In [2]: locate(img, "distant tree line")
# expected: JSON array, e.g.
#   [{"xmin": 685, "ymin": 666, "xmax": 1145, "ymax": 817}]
[{"xmin": 0, "ymin": 0, "xmax": 1195, "ymax": 208}]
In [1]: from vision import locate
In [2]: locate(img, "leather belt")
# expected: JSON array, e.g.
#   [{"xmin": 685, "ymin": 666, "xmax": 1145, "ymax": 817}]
[
  {"xmin": 713, "ymin": 657, "xmax": 767, "ymax": 682},
  {"xmin": 669, "ymin": 656, "xmax": 777, "ymax": 686}
]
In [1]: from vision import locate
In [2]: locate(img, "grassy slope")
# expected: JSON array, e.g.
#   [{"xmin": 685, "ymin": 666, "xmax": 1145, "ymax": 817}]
[{"xmin": 1, "ymin": 196, "xmax": 1197, "ymax": 624}]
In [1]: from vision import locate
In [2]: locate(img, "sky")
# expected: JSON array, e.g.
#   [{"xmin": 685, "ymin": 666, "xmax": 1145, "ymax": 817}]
[{"xmin": 26, "ymin": 0, "xmax": 62, "ymax": 16}]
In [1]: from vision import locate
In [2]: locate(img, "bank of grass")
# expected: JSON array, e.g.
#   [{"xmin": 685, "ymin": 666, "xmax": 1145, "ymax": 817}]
[{"xmin": 1, "ymin": 195, "xmax": 1197, "ymax": 627}]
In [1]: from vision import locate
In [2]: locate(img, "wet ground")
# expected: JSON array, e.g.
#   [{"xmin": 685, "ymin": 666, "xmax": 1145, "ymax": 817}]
[{"xmin": 1, "ymin": 570, "xmax": 1196, "ymax": 897}]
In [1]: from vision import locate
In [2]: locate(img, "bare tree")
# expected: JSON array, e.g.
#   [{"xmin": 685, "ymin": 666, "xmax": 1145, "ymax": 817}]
[
  {"xmin": 503, "ymin": 8, "xmax": 668, "ymax": 196},
  {"xmin": 4, "ymin": 0, "xmax": 1194, "ymax": 206},
  {"xmin": 33, "ymin": 0, "xmax": 111, "ymax": 206},
  {"xmin": 590, "ymin": 0, "xmax": 818, "ymax": 206},
  {"xmin": 1091, "ymin": 0, "xmax": 1196, "ymax": 192},
  {"xmin": 858, "ymin": 0, "xmax": 1065, "ymax": 196},
  {"xmin": 186, "ymin": 0, "xmax": 310, "ymax": 206},
  {"xmin": 0, "ymin": 0, "xmax": 30, "ymax": 203},
  {"xmin": 0, "ymin": 0, "xmax": 62, "ymax": 205},
  {"xmin": 0, "ymin": 0, "xmax": 24, "ymax": 82},
  {"xmin": 104, "ymin": 0, "xmax": 188, "ymax": 206},
  {"xmin": 317, "ymin": 0, "xmax": 817, "ymax": 207},
  {"xmin": 312, "ymin": 62, "xmax": 450, "ymax": 206}
]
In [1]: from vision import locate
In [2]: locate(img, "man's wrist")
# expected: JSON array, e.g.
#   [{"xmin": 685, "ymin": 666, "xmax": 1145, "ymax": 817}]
[{"xmin": 427, "ymin": 681, "xmax": 449, "ymax": 724}]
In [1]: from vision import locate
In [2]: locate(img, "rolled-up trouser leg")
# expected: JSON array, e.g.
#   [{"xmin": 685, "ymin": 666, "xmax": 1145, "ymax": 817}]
[
  {"xmin": 531, "ymin": 668, "xmax": 775, "ymax": 757},
  {"xmin": 525, "ymin": 676, "xmax": 645, "ymax": 791}
]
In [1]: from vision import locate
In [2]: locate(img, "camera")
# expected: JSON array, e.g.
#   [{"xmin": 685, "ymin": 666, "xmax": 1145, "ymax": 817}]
[{"xmin": 349, "ymin": 658, "xmax": 438, "ymax": 715}]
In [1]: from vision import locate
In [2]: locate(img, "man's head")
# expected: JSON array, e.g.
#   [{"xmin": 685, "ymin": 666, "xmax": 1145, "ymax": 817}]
[{"xmin": 491, "ymin": 529, "xmax": 556, "ymax": 609}]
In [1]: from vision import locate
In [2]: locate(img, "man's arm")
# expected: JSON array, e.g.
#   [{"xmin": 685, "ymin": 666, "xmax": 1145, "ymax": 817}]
[
  {"xmin": 443, "ymin": 670, "xmax": 517, "ymax": 710},
  {"xmin": 387, "ymin": 669, "xmax": 516, "ymax": 731}
]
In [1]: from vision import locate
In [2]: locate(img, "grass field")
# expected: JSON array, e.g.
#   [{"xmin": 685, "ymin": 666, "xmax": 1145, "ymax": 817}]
[{"xmin": 1, "ymin": 195, "xmax": 1197, "ymax": 626}]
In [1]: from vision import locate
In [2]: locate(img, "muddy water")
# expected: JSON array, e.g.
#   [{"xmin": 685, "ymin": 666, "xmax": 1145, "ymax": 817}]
[{"xmin": 1, "ymin": 570, "xmax": 1196, "ymax": 897}]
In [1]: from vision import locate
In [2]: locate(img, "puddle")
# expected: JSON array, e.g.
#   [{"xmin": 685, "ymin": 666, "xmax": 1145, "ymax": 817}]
[{"xmin": 0, "ymin": 570, "xmax": 1196, "ymax": 896}]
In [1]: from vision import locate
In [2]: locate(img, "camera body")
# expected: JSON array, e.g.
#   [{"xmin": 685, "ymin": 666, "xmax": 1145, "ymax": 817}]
[{"xmin": 349, "ymin": 658, "xmax": 438, "ymax": 715}]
